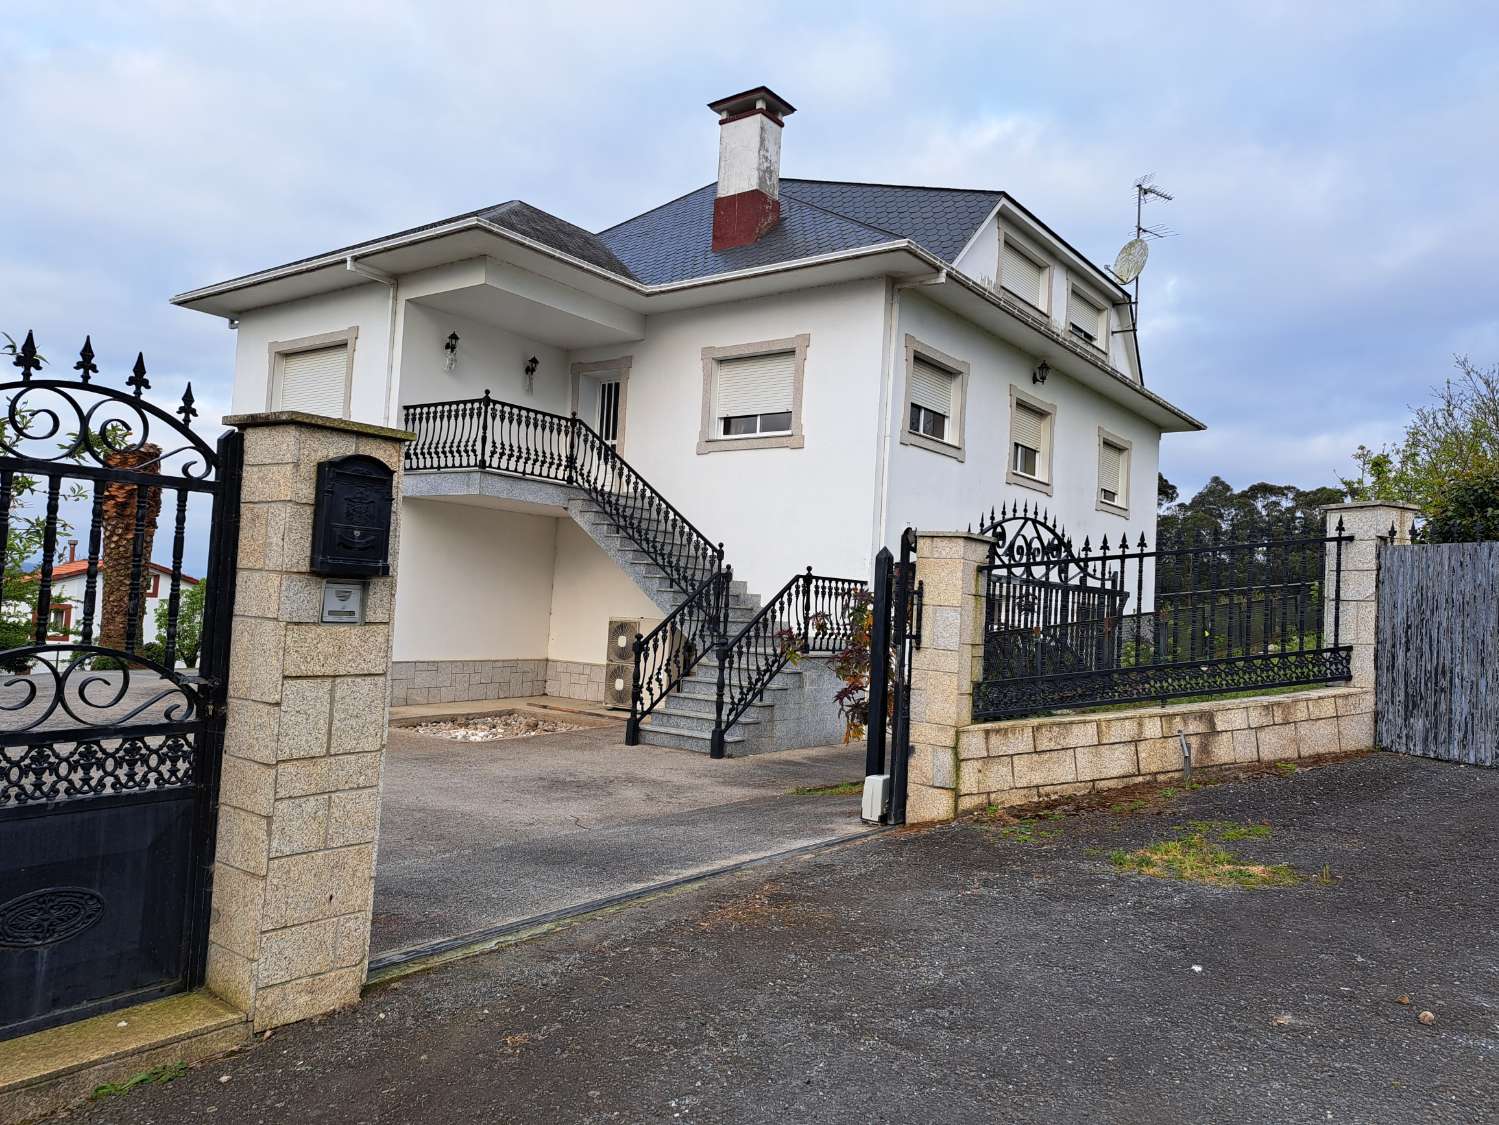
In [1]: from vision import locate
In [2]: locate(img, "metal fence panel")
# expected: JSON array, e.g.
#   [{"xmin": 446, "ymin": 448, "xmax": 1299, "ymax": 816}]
[{"xmin": 1376, "ymin": 542, "xmax": 1499, "ymax": 766}]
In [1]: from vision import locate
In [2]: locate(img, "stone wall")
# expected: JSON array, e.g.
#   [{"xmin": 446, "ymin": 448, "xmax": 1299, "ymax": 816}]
[
  {"xmin": 544, "ymin": 659, "xmax": 607, "ymax": 704},
  {"xmin": 911, "ymin": 686, "xmax": 1374, "ymax": 819},
  {"xmin": 386, "ymin": 658, "xmax": 610, "ymax": 706},
  {"xmin": 904, "ymin": 501, "xmax": 1415, "ymax": 826},
  {"xmin": 388, "ymin": 658, "xmax": 547, "ymax": 706}
]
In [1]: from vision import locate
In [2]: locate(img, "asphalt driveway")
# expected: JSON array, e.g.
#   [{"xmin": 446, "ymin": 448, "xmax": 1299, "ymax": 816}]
[
  {"xmin": 372, "ymin": 716, "xmax": 869, "ymax": 961},
  {"xmin": 74, "ymin": 751, "xmax": 1499, "ymax": 1124}
]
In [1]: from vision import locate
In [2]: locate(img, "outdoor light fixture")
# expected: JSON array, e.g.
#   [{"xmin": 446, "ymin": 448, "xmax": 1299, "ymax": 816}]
[
  {"xmin": 443, "ymin": 332, "xmax": 460, "ymax": 373},
  {"xmin": 524, "ymin": 355, "xmax": 540, "ymax": 393},
  {"xmin": 1032, "ymin": 360, "xmax": 1050, "ymax": 386}
]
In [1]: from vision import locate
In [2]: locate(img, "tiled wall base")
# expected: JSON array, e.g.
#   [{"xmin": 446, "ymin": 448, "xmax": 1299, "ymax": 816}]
[
  {"xmin": 544, "ymin": 660, "xmax": 608, "ymax": 704},
  {"xmin": 389, "ymin": 659, "xmax": 547, "ymax": 706},
  {"xmin": 388, "ymin": 659, "xmax": 610, "ymax": 706}
]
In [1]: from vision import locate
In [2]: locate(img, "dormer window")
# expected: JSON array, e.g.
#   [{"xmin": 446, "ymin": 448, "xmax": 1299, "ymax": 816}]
[
  {"xmin": 1000, "ymin": 233, "xmax": 1049, "ymax": 311},
  {"xmin": 1067, "ymin": 286, "xmax": 1109, "ymax": 353}
]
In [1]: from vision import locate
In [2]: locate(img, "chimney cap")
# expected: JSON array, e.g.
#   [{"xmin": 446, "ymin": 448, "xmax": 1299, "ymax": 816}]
[{"xmin": 707, "ymin": 86, "xmax": 796, "ymax": 124}]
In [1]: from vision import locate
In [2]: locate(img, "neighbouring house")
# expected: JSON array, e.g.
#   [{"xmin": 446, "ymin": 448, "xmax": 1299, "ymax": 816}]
[
  {"xmin": 12, "ymin": 541, "xmax": 199, "ymax": 650},
  {"xmin": 173, "ymin": 86, "xmax": 1202, "ymax": 753}
]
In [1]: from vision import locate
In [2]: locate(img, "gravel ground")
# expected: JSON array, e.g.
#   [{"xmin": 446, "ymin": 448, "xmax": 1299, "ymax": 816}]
[{"xmin": 67, "ymin": 752, "xmax": 1499, "ymax": 1125}]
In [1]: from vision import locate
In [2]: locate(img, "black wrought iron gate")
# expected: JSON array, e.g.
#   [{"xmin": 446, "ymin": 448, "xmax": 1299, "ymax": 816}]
[
  {"xmin": 865, "ymin": 527, "xmax": 920, "ymax": 825},
  {"xmin": 0, "ymin": 334, "xmax": 240, "ymax": 1040}
]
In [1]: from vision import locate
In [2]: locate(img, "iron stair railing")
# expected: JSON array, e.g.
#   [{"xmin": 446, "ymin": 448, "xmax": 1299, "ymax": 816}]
[
  {"xmin": 404, "ymin": 393, "xmax": 864, "ymax": 757},
  {"xmin": 706, "ymin": 570, "xmax": 866, "ymax": 757}
]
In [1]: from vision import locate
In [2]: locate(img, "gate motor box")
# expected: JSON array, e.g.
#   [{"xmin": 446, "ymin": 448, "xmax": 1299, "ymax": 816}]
[{"xmin": 861, "ymin": 774, "xmax": 890, "ymax": 824}]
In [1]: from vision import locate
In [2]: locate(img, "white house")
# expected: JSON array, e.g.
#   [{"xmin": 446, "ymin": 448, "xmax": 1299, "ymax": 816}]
[
  {"xmin": 33, "ymin": 542, "xmax": 199, "ymax": 650},
  {"xmin": 173, "ymin": 87, "xmax": 1202, "ymax": 754}
]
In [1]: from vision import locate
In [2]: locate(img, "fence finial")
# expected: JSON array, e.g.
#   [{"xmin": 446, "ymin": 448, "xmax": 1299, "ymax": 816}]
[
  {"xmin": 176, "ymin": 382, "xmax": 198, "ymax": 424},
  {"xmin": 1388, "ymin": 520, "xmax": 1397, "ymax": 542},
  {"xmin": 13, "ymin": 330, "xmax": 41, "ymax": 380},
  {"xmin": 74, "ymin": 336, "xmax": 98, "ymax": 382},
  {"xmin": 127, "ymin": 352, "xmax": 150, "ymax": 396},
  {"xmin": 1335, "ymin": 515, "xmax": 1345, "ymax": 535},
  {"xmin": 1100, "ymin": 533, "xmax": 1110, "ymax": 553}
]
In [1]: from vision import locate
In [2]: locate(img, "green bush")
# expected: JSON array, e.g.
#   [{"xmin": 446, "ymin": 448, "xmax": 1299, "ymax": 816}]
[{"xmin": 1421, "ymin": 463, "xmax": 1499, "ymax": 544}]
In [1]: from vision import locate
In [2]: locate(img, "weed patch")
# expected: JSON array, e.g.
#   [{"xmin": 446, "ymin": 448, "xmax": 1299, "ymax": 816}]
[
  {"xmin": 1109, "ymin": 821, "xmax": 1305, "ymax": 888},
  {"xmin": 791, "ymin": 779, "xmax": 863, "ymax": 797},
  {"xmin": 91, "ymin": 1062, "xmax": 188, "ymax": 1100}
]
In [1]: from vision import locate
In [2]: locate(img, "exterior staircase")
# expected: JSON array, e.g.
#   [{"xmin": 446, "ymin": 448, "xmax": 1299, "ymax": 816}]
[
  {"xmin": 402, "ymin": 393, "xmax": 861, "ymax": 757},
  {"xmin": 566, "ymin": 498, "xmax": 847, "ymax": 755}
]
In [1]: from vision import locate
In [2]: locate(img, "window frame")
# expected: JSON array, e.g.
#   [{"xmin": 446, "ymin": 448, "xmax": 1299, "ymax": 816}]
[
  {"xmin": 998, "ymin": 229, "xmax": 1052, "ymax": 314},
  {"xmin": 265, "ymin": 327, "xmax": 359, "ymax": 418},
  {"xmin": 1096, "ymin": 426, "xmax": 1133, "ymax": 518},
  {"xmin": 1066, "ymin": 283, "xmax": 1110, "ymax": 357},
  {"xmin": 1006, "ymin": 385, "xmax": 1056, "ymax": 496},
  {"xmin": 697, "ymin": 334, "xmax": 809, "ymax": 454},
  {"xmin": 898, "ymin": 335, "xmax": 969, "ymax": 461}
]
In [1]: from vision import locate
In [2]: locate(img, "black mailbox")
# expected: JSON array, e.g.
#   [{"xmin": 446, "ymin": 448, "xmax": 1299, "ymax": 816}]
[{"xmin": 309, "ymin": 454, "xmax": 395, "ymax": 577}]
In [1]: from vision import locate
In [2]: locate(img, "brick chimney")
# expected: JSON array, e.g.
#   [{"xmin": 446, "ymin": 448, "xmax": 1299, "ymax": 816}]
[{"xmin": 709, "ymin": 86, "xmax": 796, "ymax": 252}]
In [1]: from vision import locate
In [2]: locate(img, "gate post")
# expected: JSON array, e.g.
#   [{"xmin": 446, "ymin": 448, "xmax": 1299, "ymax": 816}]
[
  {"xmin": 906, "ymin": 531, "xmax": 992, "ymax": 823},
  {"xmin": 1321, "ymin": 501, "xmax": 1421, "ymax": 689},
  {"xmin": 205, "ymin": 412, "xmax": 411, "ymax": 1032}
]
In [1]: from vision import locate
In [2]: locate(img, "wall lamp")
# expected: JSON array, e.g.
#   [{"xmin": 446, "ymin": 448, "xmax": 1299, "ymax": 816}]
[
  {"xmin": 443, "ymin": 331, "xmax": 460, "ymax": 373},
  {"xmin": 524, "ymin": 355, "xmax": 540, "ymax": 393},
  {"xmin": 1032, "ymin": 360, "xmax": 1050, "ymax": 386}
]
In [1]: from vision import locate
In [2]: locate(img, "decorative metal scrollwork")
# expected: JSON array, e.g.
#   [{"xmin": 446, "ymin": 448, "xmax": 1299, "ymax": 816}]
[
  {"xmin": 0, "ymin": 336, "xmax": 217, "ymax": 483},
  {"xmin": 0, "ymin": 886, "xmax": 106, "ymax": 947},
  {"xmin": 0, "ymin": 646, "xmax": 200, "ymax": 735}
]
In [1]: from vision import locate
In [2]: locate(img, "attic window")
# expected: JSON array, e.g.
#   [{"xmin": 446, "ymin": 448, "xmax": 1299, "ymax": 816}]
[
  {"xmin": 1067, "ymin": 286, "xmax": 1109, "ymax": 352},
  {"xmin": 1001, "ymin": 235, "xmax": 1048, "ymax": 310}
]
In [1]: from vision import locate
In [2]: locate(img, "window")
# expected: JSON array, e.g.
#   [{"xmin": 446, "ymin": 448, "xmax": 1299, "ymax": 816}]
[
  {"xmin": 698, "ymin": 335, "xmax": 809, "ymax": 453},
  {"xmin": 899, "ymin": 337, "xmax": 968, "ymax": 460},
  {"xmin": 717, "ymin": 350, "xmax": 794, "ymax": 435},
  {"xmin": 267, "ymin": 328, "xmax": 358, "ymax": 418},
  {"xmin": 1067, "ymin": 286, "xmax": 1109, "ymax": 352},
  {"xmin": 1001, "ymin": 234, "xmax": 1048, "ymax": 310},
  {"xmin": 1097, "ymin": 428, "xmax": 1133, "ymax": 516},
  {"xmin": 1006, "ymin": 387, "xmax": 1055, "ymax": 494}
]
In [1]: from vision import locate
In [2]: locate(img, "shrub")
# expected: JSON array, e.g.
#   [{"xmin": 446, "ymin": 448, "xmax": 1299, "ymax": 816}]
[{"xmin": 1420, "ymin": 463, "xmax": 1499, "ymax": 544}]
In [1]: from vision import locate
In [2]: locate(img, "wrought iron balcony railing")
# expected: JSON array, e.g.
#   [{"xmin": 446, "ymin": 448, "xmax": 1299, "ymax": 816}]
[{"xmin": 404, "ymin": 392, "xmax": 723, "ymax": 596}]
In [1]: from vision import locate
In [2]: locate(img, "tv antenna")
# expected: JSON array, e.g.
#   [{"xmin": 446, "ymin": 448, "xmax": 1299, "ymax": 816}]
[{"xmin": 1113, "ymin": 174, "xmax": 1176, "ymax": 340}]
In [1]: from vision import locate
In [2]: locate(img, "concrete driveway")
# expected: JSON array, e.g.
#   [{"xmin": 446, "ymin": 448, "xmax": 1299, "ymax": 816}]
[{"xmin": 371, "ymin": 715, "xmax": 868, "ymax": 961}]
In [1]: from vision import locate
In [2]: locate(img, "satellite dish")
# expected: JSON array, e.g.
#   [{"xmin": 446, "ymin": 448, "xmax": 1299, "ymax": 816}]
[{"xmin": 1112, "ymin": 238, "xmax": 1149, "ymax": 284}]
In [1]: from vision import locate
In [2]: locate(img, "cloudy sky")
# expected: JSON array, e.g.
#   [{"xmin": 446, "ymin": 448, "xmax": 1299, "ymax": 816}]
[{"xmin": 4, "ymin": 0, "xmax": 1495, "ymax": 509}]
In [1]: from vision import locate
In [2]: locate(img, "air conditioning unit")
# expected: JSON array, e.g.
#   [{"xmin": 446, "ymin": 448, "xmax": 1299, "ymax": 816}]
[
  {"xmin": 604, "ymin": 617, "xmax": 660, "ymax": 711},
  {"xmin": 606, "ymin": 618, "xmax": 641, "ymax": 665},
  {"xmin": 603, "ymin": 663, "xmax": 634, "ymax": 710}
]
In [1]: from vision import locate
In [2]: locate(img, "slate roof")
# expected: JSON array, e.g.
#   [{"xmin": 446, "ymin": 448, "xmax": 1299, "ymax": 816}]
[
  {"xmin": 596, "ymin": 179, "xmax": 1003, "ymax": 286},
  {"xmin": 479, "ymin": 201, "xmax": 637, "ymax": 279},
  {"xmin": 184, "ymin": 179, "xmax": 1000, "ymax": 295}
]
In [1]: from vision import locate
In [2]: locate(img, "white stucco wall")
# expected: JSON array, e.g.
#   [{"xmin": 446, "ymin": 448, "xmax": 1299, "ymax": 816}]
[
  {"xmin": 884, "ymin": 290, "xmax": 1161, "ymax": 551},
  {"xmin": 391, "ymin": 499, "xmax": 557, "ymax": 663},
  {"xmin": 568, "ymin": 278, "xmax": 888, "ymax": 595},
  {"xmin": 545, "ymin": 519, "xmax": 660, "ymax": 666},
  {"xmin": 398, "ymin": 301, "xmax": 572, "ymax": 417},
  {"xmin": 230, "ymin": 283, "xmax": 393, "ymax": 423}
]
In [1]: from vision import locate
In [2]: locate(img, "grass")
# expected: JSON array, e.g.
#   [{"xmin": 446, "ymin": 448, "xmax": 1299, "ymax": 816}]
[
  {"xmin": 791, "ymin": 779, "xmax": 863, "ymax": 797},
  {"xmin": 91, "ymin": 1061, "xmax": 188, "ymax": 1100},
  {"xmin": 1109, "ymin": 820, "xmax": 1306, "ymax": 888}
]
